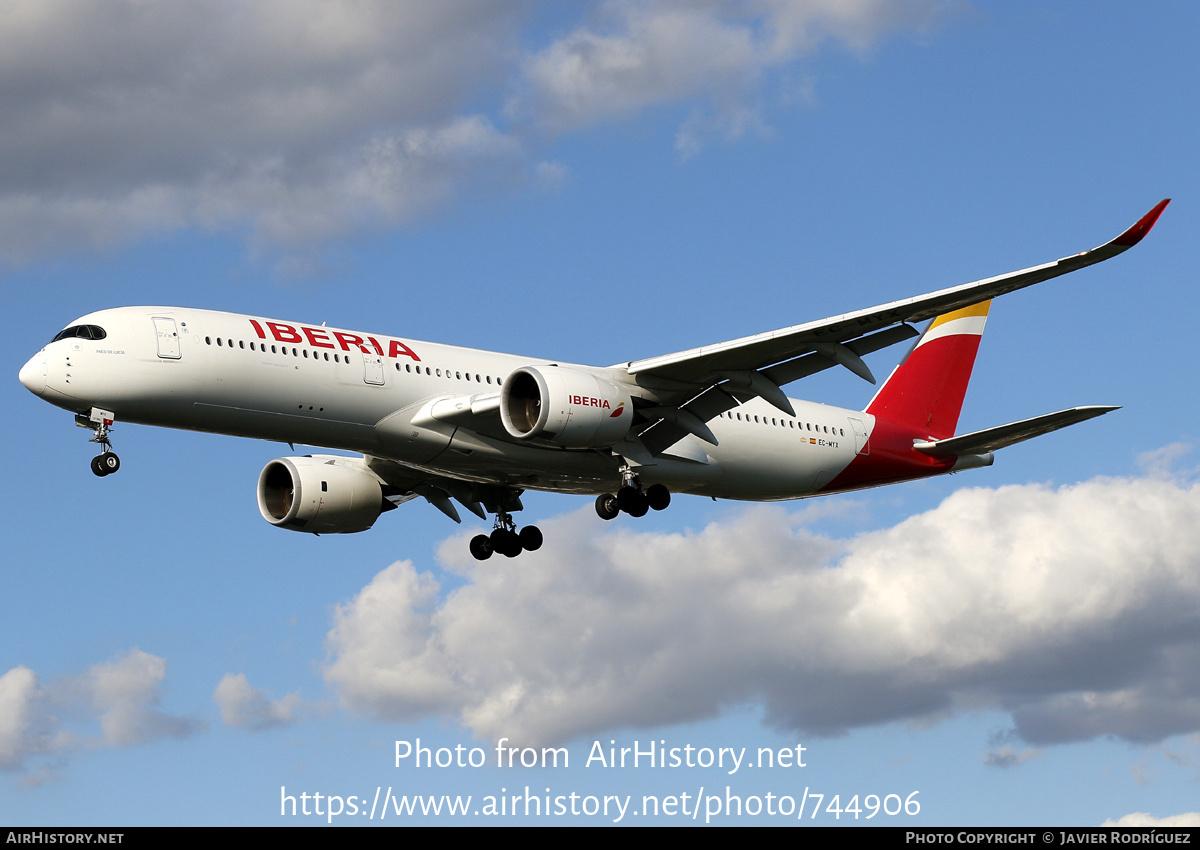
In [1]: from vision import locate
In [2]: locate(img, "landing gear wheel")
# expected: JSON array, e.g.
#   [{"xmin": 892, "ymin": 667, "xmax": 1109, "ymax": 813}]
[
  {"xmin": 646, "ymin": 483, "xmax": 670, "ymax": 511},
  {"xmin": 91, "ymin": 452, "xmax": 120, "ymax": 477},
  {"xmin": 470, "ymin": 534, "xmax": 494, "ymax": 561},
  {"xmin": 618, "ymin": 485, "xmax": 648, "ymax": 517},
  {"xmin": 595, "ymin": 493, "xmax": 620, "ymax": 521},
  {"xmin": 518, "ymin": 525, "xmax": 543, "ymax": 552},
  {"xmin": 491, "ymin": 527, "xmax": 522, "ymax": 558}
]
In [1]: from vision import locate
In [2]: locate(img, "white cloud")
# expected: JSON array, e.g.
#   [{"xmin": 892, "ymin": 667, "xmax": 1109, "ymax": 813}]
[
  {"xmin": 0, "ymin": 649, "xmax": 199, "ymax": 777},
  {"xmin": 0, "ymin": 0, "xmax": 531, "ymax": 262},
  {"xmin": 1137, "ymin": 443, "xmax": 1193, "ymax": 478},
  {"xmin": 213, "ymin": 673, "xmax": 307, "ymax": 731},
  {"xmin": 324, "ymin": 472, "xmax": 1200, "ymax": 748},
  {"xmin": 83, "ymin": 649, "xmax": 198, "ymax": 747},
  {"xmin": 325, "ymin": 564, "xmax": 459, "ymax": 721},
  {"xmin": 0, "ymin": 666, "xmax": 52, "ymax": 770},
  {"xmin": 1102, "ymin": 812, "xmax": 1200, "ymax": 827},
  {"xmin": 512, "ymin": 0, "xmax": 941, "ymax": 149},
  {"xmin": 0, "ymin": 0, "xmax": 944, "ymax": 263}
]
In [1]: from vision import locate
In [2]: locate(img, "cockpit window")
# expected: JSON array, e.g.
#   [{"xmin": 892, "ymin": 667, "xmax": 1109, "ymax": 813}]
[{"xmin": 51, "ymin": 324, "xmax": 107, "ymax": 343}]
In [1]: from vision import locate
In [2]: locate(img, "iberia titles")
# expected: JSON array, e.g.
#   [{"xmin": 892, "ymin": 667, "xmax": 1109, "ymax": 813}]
[{"xmin": 249, "ymin": 319, "xmax": 420, "ymax": 362}]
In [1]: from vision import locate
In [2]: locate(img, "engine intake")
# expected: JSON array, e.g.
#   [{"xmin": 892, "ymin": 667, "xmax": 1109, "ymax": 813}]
[
  {"xmin": 500, "ymin": 365, "xmax": 633, "ymax": 448},
  {"xmin": 257, "ymin": 455, "xmax": 387, "ymax": 534}
]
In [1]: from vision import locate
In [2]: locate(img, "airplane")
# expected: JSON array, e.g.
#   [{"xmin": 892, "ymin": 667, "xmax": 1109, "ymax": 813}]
[{"xmin": 18, "ymin": 200, "xmax": 1169, "ymax": 560}]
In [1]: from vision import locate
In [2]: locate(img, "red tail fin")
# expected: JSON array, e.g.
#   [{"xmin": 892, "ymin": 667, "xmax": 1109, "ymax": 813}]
[{"xmin": 866, "ymin": 301, "xmax": 990, "ymax": 439}]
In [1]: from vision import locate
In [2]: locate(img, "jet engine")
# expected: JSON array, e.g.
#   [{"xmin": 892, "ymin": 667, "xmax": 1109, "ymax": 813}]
[
  {"xmin": 500, "ymin": 365, "xmax": 634, "ymax": 448},
  {"xmin": 257, "ymin": 455, "xmax": 388, "ymax": 534}
]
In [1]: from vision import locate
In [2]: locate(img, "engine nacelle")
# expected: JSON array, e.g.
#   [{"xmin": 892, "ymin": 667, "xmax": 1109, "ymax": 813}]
[
  {"xmin": 257, "ymin": 455, "xmax": 386, "ymax": 534},
  {"xmin": 500, "ymin": 365, "xmax": 634, "ymax": 448}
]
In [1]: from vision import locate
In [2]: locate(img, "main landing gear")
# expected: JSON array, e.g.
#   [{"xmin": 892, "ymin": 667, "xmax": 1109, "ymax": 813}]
[
  {"xmin": 470, "ymin": 509, "xmax": 543, "ymax": 560},
  {"xmin": 78, "ymin": 407, "xmax": 121, "ymax": 477},
  {"xmin": 595, "ymin": 477, "xmax": 671, "ymax": 521}
]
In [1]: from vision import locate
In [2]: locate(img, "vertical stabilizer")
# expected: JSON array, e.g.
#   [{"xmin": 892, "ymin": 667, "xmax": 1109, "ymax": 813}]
[{"xmin": 865, "ymin": 300, "xmax": 990, "ymax": 439}]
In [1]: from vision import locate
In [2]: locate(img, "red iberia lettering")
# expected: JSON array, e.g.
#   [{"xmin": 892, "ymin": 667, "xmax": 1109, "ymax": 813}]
[
  {"xmin": 333, "ymin": 332, "xmax": 371, "ymax": 353},
  {"xmin": 248, "ymin": 316, "xmax": 421, "ymax": 361},
  {"xmin": 267, "ymin": 322, "xmax": 303, "ymax": 344},
  {"xmin": 388, "ymin": 340, "xmax": 421, "ymax": 362},
  {"xmin": 569, "ymin": 395, "xmax": 610, "ymax": 409},
  {"xmin": 302, "ymin": 327, "xmax": 335, "ymax": 349}
]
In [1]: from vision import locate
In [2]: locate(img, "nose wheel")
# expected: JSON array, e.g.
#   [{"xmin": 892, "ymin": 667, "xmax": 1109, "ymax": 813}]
[
  {"xmin": 79, "ymin": 407, "xmax": 120, "ymax": 477},
  {"xmin": 470, "ymin": 509, "xmax": 543, "ymax": 561},
  {"xmin": 91, "ymin": 452, "xmax": 120, "ymax": 477}
]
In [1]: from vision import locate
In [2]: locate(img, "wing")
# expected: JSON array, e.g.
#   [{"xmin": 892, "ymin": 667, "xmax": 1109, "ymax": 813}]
[
  {"xmin": 365, "ymin": 454, "xmax": 523, "ymax": 524},
  {"xmin": 622, "ymin": 201, "xmax": 1168, "ymax": 454}
]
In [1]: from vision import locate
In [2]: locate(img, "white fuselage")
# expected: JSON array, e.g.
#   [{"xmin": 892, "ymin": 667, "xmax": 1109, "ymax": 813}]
[{"xmin": 21, "ymin": 306, "xmax": 872, "ymax": 500}]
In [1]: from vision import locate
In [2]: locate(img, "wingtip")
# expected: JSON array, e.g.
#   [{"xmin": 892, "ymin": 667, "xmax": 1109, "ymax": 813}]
[{"xmin": 1112, "ymin": 198, "xmax": 1170, "ymax": 247}]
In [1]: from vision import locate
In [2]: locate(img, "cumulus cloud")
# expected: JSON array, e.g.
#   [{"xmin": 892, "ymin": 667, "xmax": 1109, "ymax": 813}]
[
  {"xmin": 0, "ymin": 0, "xmax": 530, "ymax": 261},
  {"xmin": 0, "ymin": 667, "xmax": 55, "ymax": 770},
  {"xmin": 0, "ymin": 649, "xmax": 199, "ymax": 777},
  {"xmin": 213, "ymin": 673, "xmax": 308, "ymax": 730},
  {"xmin": 81, "ymin": 649, "xmax": 199, "ymax": 746},
  {"xmin": 324, "ymin": 472, "xmax": 1200, "ymax": 748},
  {"xmin": 0, "ymin": 0, "xmax": 942, "ymax": 262}
]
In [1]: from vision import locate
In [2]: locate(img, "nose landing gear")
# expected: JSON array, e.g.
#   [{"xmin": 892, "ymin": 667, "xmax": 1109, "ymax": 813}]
[{"xmin": 77, "ymin": 407, "xmax": 120, "ymax": 477}]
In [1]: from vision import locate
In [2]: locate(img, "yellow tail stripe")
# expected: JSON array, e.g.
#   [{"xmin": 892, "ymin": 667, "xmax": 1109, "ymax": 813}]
[{"xmin": 928, "ymin": 299, "xmax": 992, "ymax": 329}]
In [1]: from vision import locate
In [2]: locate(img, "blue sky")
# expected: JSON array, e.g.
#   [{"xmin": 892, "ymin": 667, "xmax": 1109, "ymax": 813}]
[{"xmin": 3, "ymin": 1, "xmax": 1199, "ymax": 826}]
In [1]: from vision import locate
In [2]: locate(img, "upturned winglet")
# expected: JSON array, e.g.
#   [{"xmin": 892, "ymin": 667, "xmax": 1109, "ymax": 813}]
[{"xmin": 1112, "ymin": 199, "xmax": 1170, "ymax": 248}]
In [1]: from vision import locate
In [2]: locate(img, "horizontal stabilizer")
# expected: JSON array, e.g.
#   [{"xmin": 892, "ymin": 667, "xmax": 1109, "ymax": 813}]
[{"xmin": 913, "ymin": 405, "xmax": 1119, "ymax": 457}]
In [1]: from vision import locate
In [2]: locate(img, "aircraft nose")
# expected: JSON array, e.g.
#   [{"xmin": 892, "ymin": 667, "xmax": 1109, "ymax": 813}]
[{"xmin": 18, "ymin": 351, "xmax": 46, "ymax": 396}]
